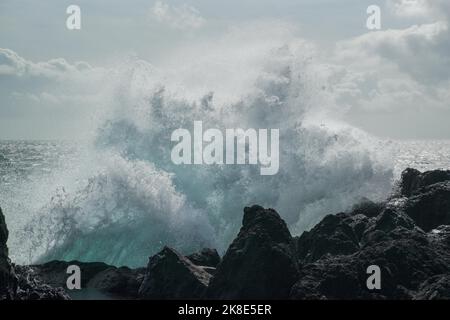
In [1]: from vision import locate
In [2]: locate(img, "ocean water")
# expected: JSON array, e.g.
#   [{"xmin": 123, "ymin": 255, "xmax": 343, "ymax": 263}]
[
  {"xmin": 392, "ymin": 140, "xmax": 450, "ymax": 177},
  {"xmin": 1, "ymin": 139, "xmax": 448, "ymax": 268},
  {"xmin": 1, "ymin": 43, "xmax": 449, "ymax": 268}
]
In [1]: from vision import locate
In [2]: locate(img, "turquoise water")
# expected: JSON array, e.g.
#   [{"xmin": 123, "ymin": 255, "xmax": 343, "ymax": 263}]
[{"xmin": 1, "ymin": 139, "xmax": 449, "ymax": 267}]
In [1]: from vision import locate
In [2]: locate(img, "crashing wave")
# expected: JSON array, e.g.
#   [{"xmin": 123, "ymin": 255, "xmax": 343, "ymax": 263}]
[{"xmin": 12, "ymin": 33, "xmax": 393, "ymax": 267}]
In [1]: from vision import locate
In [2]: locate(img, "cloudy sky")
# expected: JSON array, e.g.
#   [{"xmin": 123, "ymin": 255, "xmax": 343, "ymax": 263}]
[{"xmin": 0, "ymin": 0, "xmax": 449, "ymax": 139}]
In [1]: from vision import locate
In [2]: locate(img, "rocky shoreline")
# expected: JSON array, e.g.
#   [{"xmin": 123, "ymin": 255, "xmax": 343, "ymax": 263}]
[{"xmin": 1, "ymin": 168, "xmax": 450, "ymax": 300}]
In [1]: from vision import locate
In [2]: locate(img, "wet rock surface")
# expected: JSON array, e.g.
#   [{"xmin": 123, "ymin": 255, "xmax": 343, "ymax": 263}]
[
  {"xmin": 138, "ymin": 246, "xmax": 212, "ymax": 299},
  {"xmin": 207, "ymin": 205, "xmax": 300, "ymax": 299},
  {"xmin": 187, "ymin": 248, "xmax": 221, "ymax": 268},
  {"xmin": 290, "ymin": 168, "xmax": 450, "ymax": 299},
  {"xmin": 0, "ymin": 206, "xmax": 15, "ymax": 299},
  {"xmin": 1, "ymin": 168, "xmax": 450, "ymax": 300},
  {"xmin": 399, "ymin": 168, "xmax": 450, "ymax": 197},
  {"xmin": 31, "ymin": 260, "xmax": 146, "ymax": 298},
  {"xmin": 1, "ymin": 207, "xmax": 69, "ymax": 300}
]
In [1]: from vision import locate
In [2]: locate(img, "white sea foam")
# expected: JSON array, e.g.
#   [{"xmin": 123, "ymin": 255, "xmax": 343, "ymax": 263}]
[{"xmin": 2, "ymin": 25, "xmax": 395, "ymax": 267}]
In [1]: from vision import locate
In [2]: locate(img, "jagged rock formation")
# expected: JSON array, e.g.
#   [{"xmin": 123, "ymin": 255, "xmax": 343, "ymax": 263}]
[
  {"xmin": 138, "ymin": 246, "xmax": 212, "ymax": 299},
  {"xmin": 0, "ymin": 206, "xmax": 15, "ymax": 299},
  {"xmin": 399, "ymin": 168, "xmax": 450, "ymax": 197},
  {"xmin": 290, "ymin": 169, "xmax": 450, "ymax": 299},
  {"xmin": 31, "ymin": 260, "xmax": 145, "ymax": 298},
  {"xmin": 186, "ymin": 248, "xmax": 221, "ymax": 268},
  {"xmin": 402, "ymin": 182, "xmax": 450, "ymax": 232},
  {"xmin": 0, "ymin": 207, "xmax": 69, "ymax": 300},
  {"xmin": 207, "ymin": 205, "xmax": 299, "ymax": 299},
  {"xmin": 1, "ymin": 168, "xmax": 450, "ymax": 300}
]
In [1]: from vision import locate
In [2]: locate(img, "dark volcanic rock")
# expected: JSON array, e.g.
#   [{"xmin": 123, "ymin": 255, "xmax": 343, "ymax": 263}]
[
  {"xmin": 32, "ymin": 260, "xmax": 145, "ymax": 298},
  {"xmin": 32, "ymin": 260, "xmax": 111, "ymax": 288},
  {"xmin": 87, "ymin": 266, "xmax": 145, "ymax": 297},
  {"xmin": 350, "ymin": 198, "xmax": 384, "ymax": 218},
  {"xmin": 402, "ymin": 181, "xmax": 450, "ymax": 232},
  {"xmin": 13, "ymin": 265, "xmax": 69, "ymax": 300},
  {"xmin": 359, "ymin": 208, "xmax": 417, "ymax": 246},
  {"xmin": 0, "ymin": 207, "xmax": 7, "ymax": 252},
  {"xmin": 3, "ymin": 167, "xmax": 450, "ymax": 300},
  {"xmin": 290, "ymin": 255, "xmax": 368, "ymax": 300},
  {"xmin": 428, "ymin": 225, "xmax": 450, "ymax": 247},
  {"xmin": 207, "ymin": 205, "xmax": 299, "ymax": 299},
  {"xmin": 295, "ymin": 198, "xmax": 388, "ymax": 264},
  {"xmin": 413, "ymin": 274, "xmax": 450, "ymax": 300},
  {"xmin": 1, "ymin": 207, "xmax": 69, "ymax": 300},
  {"xmin": 138, "ymin": 246, "xmax": 212, "ymax": 299},
  {"xmin": 400, "ymin": 168, "xmax": 450, "ymax": 197},
  {"xmin": 1, "ymin": 206, "xmax": 16, "ymax": 299},
  {"xmin": 296, "ymin": 213, "xmax": 361, "ymax": 264},
  {"xmin": 187, "ymin": 248, "xmax": 221, "ymax": 268},
  {"xmin": 291, "ymin": 201, "xmax": 450, "ymax": 299},
  {"xmin": 291, "ymin": 232, "xmax": 450, "ymax": 299},
  {"xmin": 290, "ymin": 169, "xmax": 450, "ymax": 300}
]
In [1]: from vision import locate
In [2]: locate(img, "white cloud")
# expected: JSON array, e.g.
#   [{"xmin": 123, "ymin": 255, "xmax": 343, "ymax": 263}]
[
  {"xmin": 0, "ymin": 48, "xmax": 97, "ymax": 79},
  {"xmin": 0, "ymin": 48, "xmax": 107, "ymax": 139},
  {"xmin": 386, "ymin": 0, "xmax": 450, "ymax": 19},
  {"xmin": 0, "ymin": 48, "xmax": 28, "ymax": 76},
  {"xmin": 1, "ymin": 6, "xmax": 450, "ymax": 139},
  {"xmin": 320, "ymin": 12, "xmax": 450, "ymax": 131},
  {"xmin": 335, "ymin": 21, "xmax": 450, "ymax": 83},
  {"xmin": 387, "ymin": 0, "xmax": 433, "ymax": 17},
  {"xmin": 150, "ymin": 1, "xmax": 205, "ymax": 30}
]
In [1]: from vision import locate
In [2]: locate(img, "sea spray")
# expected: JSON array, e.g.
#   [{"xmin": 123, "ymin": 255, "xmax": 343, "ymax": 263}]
[
  {"xmin": 171, "ymin": 121, "xmax": 280, "ymax": 175},
  {"xmin": 6, "ymin": 28, "xmax": 393, "ymax": 267}
]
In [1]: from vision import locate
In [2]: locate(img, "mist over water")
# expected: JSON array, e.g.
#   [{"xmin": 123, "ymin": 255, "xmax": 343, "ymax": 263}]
[{"xmin": 2, "ymin": 27, "xmax": 396, "ymax": 267}]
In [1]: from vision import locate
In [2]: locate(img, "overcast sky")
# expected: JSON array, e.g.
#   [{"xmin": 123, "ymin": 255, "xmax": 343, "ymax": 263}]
[{"xmin": 0, "ymin": 0, "xmax": 449, "ymax": 139}]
